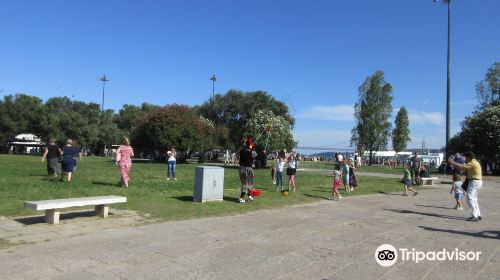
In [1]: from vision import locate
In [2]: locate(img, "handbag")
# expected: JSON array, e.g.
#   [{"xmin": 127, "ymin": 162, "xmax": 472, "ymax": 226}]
[{"xmin": 462, "ymin": 179, "xmax": 469, "ymax": 192}]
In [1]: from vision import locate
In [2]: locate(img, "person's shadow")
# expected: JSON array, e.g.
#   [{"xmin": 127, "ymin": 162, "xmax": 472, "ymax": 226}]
[
  {"xmin": 419, "ymin": 226, "xmax": 500, "ymax": 240},
  {"xmin": 384, "ymin": 208, "xmax": 468, "ymax": 221}
]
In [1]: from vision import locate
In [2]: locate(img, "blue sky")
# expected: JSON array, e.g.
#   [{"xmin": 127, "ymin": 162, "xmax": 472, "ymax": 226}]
[{"xmin": 1, "ymin": 0, "xmax": 498, "ymax": 150}]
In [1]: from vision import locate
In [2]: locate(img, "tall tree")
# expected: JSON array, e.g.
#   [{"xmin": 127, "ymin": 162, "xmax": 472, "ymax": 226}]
[
  {"xmin": 392, "ymin": 107, "xmax": 411, "ymax": 153},
  {"xmin": 476, "ymin": 62, "xmax": 500, "ymax": 109},
  {"xmin": 243, "ymin": 109, "xmax": 295, "ymax": 152},
  {"xmin": 198, "ymin": 90, "xmax": 294, "ymax": 149},
  {"xmin": 449, "ymin": 104, "xmax": 500, "ymax": 174},
  {"xmin": 351, "ymin": 71, "xmax": 393, "ymax": 163}
]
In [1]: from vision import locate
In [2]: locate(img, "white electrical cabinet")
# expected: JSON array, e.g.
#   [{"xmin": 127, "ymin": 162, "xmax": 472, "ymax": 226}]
[{"xmin": 193, "ymin": 166, "xmax": 224, "ymax": 202}]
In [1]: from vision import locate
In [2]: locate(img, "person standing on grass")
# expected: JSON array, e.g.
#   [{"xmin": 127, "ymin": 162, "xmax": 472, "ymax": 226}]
[
  {"xmin": 116, "ymin": 137, "xmax": 134, "ymax": 188},
  {"xmin": 238, "ymin": 136, "xmax": 255, "ymax": 203},
  {"xmin": 448, "ymin": 152, "xmax": 483, "ymax": 222},
  {"xmin": 276, "ymin": 153, "xmax": 285, "ymax": 192},
  {"xmin": 60, "ymin": 139, "xmax": 78, "ymax": 182},
  {"xmin": 450, "ymin": 173, "xmax": 464, "ymax": 211},
  {"xmin": 342, "ymin": 159, "xmax": 350, "ymax": 194},
  {"xmin": 402, "ymin": 163, "xmax": 418, "ymax": 196},
  {"xmin": 348, "ymin": 158, "xmax": 358, "ymax": 192},
  {"xmin": 286, "ymin": 154, "xmax": 297, "ymax": 192},
  {"xmin": 41, "ymin": 138, "xmax": 61, "ymax": 178},
  {"xmin": 330, "ymin": 164, "xmax": 342, "ymax": 201},
  {"xmin": 167, "ymin": 147, "xmax": 177, "ymax": 181}
]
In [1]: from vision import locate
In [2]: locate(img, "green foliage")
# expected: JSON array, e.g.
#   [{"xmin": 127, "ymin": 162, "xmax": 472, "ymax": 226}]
[
  {"xmin": 392, "ymin": 107, "xmax": 411, "ymax": 153},
  {"xmin": 132, "ymin": 105, "xmax": 218, "ymax": 152},
  {"xmin": 199, "ymin": 90, "xmax": 294, "ymax": 149},
  {"xmin": 351, "ymin": 71, "xmax": 393, "ymax": 161},
  {"xmin": 476, "ymin": 62, "xmax": 500, "ymax": 109},
  {"xmin": 243, "ymin": 109, "xmax": 295, "ymax": 152},
  {"xmin": 449, "ymin": 104, "xmax": 500, "ymax": 174}
]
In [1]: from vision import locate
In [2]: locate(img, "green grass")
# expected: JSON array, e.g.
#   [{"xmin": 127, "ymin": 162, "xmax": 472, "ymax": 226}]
[{"xmin": 0, "ymin": 155, "xmax": 406, "ymax": 221}]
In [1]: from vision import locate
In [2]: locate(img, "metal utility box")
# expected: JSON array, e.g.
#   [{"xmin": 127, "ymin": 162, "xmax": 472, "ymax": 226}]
[{"xmin": 193, "ymin": 166, "xmax": 224, "ymax": 202}]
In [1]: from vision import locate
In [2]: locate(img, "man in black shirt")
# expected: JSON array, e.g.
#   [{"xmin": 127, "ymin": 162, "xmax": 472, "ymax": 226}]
[{"xmin": 238, "ymin": 137, "xmax": 255, "ymax": 203}]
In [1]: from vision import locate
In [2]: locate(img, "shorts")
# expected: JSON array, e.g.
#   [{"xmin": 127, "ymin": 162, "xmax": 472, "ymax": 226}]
[
  {"xmin": 455, "ymin": 193, "xmax": 464, "ymax": 200},
  {"xmin": 343, "ymin": 176, "xmax": 349, "ymax": 185},
  {"xmin": 404, "ymin": 179, "xmax": 412, "ymax": 187},
  {"xmin": 239, "ymin": 166, "xmax": 254, "ymax": 191},
  {"xmin": 333, "ymin": 179, "xmax": 342, "ymax": 191},
  {"xmin": 412, "ymin": 169, "xmax": 419, "ymax": 177}
]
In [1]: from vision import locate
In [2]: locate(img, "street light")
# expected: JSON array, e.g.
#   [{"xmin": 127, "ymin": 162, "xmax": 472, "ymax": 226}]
[
  {"xmin": 100, "ymin": 75, "xmax": 109, "ymax": 113},
  {"xmin": 435, "ymin": 0, "xmax": 451, "ymax": 160},
  {"xmin": 209, "ymin": 74, "xmax": 217, "ymax": 100}
]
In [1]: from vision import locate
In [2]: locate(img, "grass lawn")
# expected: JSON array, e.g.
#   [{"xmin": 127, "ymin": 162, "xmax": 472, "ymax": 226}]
[{"xmin": 0, "ymin": 155, "xmax": 407, "ymax": 221}]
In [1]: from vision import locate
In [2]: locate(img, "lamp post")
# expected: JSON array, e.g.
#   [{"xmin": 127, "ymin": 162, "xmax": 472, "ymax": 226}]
[
  {"xmin": 100, "ymin": 75, "xmax": 109, "ymax": 113},
  {"xmin": 435, "ymin": 0, "xmax": 451, "ymax": 160},
  {"xmin": 209, "ymin": 74, "xmax": 217, "ymax": 100}
]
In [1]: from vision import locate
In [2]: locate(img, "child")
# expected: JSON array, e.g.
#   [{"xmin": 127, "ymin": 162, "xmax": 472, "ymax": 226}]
[
  {"xmin": 330, "ymin": 164, "xmax": 342, "ymax": 200},
  {"xmin": 450, "ymin": 174, "xmax": 464, "ymax": 210},
  {"xmin": 271, "ymin": 166, "xmax": 277, "ymax": 185},
  {"xmin": 276, "ymin": 155, "xmax": 285, "ymax": 191},
  {"xmin": 402, "ymin": 163, "xmax": 418, "ymax": 196},
  {"xmin": 287, "ymin": 155, "xmax": 297, "ymax": 192}
]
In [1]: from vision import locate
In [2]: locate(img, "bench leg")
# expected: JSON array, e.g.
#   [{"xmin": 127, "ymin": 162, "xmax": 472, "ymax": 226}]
[
  {"xmin": 95, "ymin": 204, "xmax": 109, "ymax": 218},
  {"xmin": 45, "ymin": 209, "xmax": 60, "ymax": 224}
]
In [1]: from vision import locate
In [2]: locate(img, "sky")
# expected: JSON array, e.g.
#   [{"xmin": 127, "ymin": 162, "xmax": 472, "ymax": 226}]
[{"xmin": 0, "ymin": 0, "xmax": 498, "ymax": 150}]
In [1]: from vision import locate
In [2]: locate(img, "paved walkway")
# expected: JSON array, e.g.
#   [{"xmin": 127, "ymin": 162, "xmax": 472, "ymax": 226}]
[{"xmin": 0, "ymin": 179, "xmax": 499, "ymax": 279}]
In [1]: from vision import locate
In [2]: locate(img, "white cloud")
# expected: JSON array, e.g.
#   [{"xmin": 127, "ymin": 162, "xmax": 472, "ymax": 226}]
[
  {"xmin": 296, "ymin": 105, "xmax": 354, "ymax": 121},
  {"xmin": 408, "ymin": 110, "xmax": 445, "ymax": 126}
]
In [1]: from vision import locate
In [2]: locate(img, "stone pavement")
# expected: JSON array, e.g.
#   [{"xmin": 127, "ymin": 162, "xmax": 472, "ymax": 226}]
[{"xmin": 0, "ymin": 179, "xmax": 499, "ymax": 280}]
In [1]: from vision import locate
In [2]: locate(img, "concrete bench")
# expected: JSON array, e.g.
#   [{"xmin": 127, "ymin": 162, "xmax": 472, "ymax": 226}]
[
  {"xmin": 24, "ymin": 195, "xmax": 127, "ymax": 224},
  {"xmin": 421, "ymin": 177, "xmax": 439, "ymax": 186},
  {"xmin": 131, "ymin": 158, "xmax": 153, "ymax": 164}
]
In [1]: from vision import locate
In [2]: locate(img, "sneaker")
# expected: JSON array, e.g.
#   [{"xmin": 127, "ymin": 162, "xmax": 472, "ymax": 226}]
[
  {"xmin": 413, "ymin": 192, "xmax": 418, "ymax": 196},
  {"xmin": 248, "ymin": 195, "xmax": 254, "ymax": 201},
  {"xmin": 338, "ymin": 195, "xmax": 342, "ymax": 200},
  {"xmin": 470, "ymin": 217, "xmax": 480, "ymax": 222},
  {"xmin": 174, "ymin": 178, "xmax": 178, "ymax": 181},
  {"xmin": 402, "ymin": 193, "xmax": 409, "ymax": 196},
  {"xmin": 478, "ymin": 216, "xmax": 482, "ymax": 220},
  {"xmin": 239, "ymin": 199, "xmax": 246, "ymax": 203},
  {"xmin": 328, "ymin": 196, "xmax": 334, "ymax": 200},
  {"xmin": 166, "ymin": 178, "xmax": 170, "ymax": 181},
  {"xmin": 457, "ymin": 207, "xmax": 464, "ymax": 211}
]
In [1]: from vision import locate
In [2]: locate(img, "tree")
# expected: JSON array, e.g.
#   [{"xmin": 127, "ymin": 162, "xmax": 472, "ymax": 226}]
[
  {"xmin": 476, "ymin": 62, "xmax": 500, "ymax": 109},
  {"xmin": 132, "ymin": 104, "xmax": 218, "ymax": 153},
  {"xmin": 243, "ymin": 109, "xmax": 295, "ymax": 152},
  {"xmin": 0, "ymin": 94, "xmax": 44, "ymax": 148},
  {"xmin": 449, "ymin": 104, "xmax": 500, "ymax": 174},
  {"xmin": 392, "ymin": 107, "xmax": 411, "ymax": 153},
  {"xmin": 114, "ymin": 103, "xmax": 160, "ymax": 133},
  {"xmin": 198, "ymin": 90, "xmax": 294, "ymax": 149},
  {"xmin": 351, "ymin": 71, "xmax": 393, "ymax": 163}
]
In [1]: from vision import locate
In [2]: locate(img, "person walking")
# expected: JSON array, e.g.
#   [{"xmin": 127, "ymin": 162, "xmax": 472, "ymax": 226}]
[
  {"xmin": 167, "ymin": 147, "xmax": 177, "ymax": 181},
  {"xmin": 60, "ymin": 139, "xmax": 78, "ymax": 182},
  {"xmin": 330, "ymin": 164, "xmax": 342, "ymax": 201},
  {"xmin": 41, "ymin": 138, "xmax": 61, "ymax": 178},
  {"xmin": 286, "ymin": 154, "xmax": 297, "ymax": 192},
  {"xmin": 450, "ymin": 173, "xmax": 464, "ymax": 211},
  {"xmin": 116, "ymin": 137, "xmax": 134, "ymax": 188},
  {"xmin": 348, "ymin": 158, "xmax": 358, "ymax": 192},
  {"xmin": 448, "ymin": 152, "xmax": 483, "ymax": 222},
  {"xmin": 342, "ymin": 159, "xmax": 350, "ymax": 194},
  {"xmin": 402, "ymin": 163, "xmax": 418, "ymax": 196},
  {"xmin": 238, "ymin": 136, "xmax": 255, "ymax": 203},
  {"xmin": 72, "ymin": 142, "xmax": 82, "ymax": 173}
]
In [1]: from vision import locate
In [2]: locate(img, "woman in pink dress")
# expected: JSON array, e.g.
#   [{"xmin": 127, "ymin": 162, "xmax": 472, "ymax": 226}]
[{"xmin": 116, "ymin": 137, "xmax": 134, "ymax": 188}]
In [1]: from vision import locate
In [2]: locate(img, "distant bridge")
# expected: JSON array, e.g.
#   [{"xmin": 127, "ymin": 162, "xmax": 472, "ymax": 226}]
[{"xmin": 296, "ymin": 146, "xmax": 355, "ymax": 152}]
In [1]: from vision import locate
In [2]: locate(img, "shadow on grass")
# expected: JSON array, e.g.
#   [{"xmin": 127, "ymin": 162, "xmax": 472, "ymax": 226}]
[
  {"xmin": 419, "ymin": 226, "xmax": 500, "ymax": 240},
  {"xmin": 171, "ymin": 196, "xmax": 240, "ymax": 203},
  {"xmin": 91, "ymin": 181, "xmax": 120, "ymax": 187},
  {"xmin": 384, "ymin": 209, "xmax": 467, "ymax": 221},
  {"xmin": 15, "ymin": 210, "xmax": 114, "ymax": 225}
]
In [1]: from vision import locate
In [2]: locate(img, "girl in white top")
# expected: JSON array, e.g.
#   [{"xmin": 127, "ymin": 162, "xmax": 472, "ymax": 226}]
[
  {"xmin": 276, "ymin": 155, "xmax": 285, "ymax": 191},
  {"xmin": 167, "ymin": 147, "xmax": 177, "ymax": 180},
  {"xmin": 287, "ymin": 155, "xmax": 297, "ymax": 192}
]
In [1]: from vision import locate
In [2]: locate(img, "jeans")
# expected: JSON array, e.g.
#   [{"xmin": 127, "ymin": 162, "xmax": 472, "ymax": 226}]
[
  {"xmin": 276, "ymin": 171, "xmax": 284, "ymax": 190},
  {"xmin": 168, "ymin": 161, "xmax": 176, "ymax": 178},
  {"xmin": 466, "ymin": 180, "xmax": 482, "ymax": 218}
]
